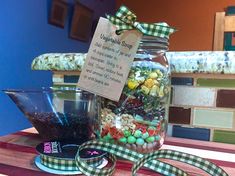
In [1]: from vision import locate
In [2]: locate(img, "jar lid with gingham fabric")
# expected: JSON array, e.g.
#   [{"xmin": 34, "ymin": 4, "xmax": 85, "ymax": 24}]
[{"xmin": 106, "ymin": 5, "xmax": 176, "ymax": 38}]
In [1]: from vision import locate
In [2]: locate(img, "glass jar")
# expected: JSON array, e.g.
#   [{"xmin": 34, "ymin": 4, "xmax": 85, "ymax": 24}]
[{"xmin": 100, "ymin": 36, "xmax": 170, "ymax": 153}]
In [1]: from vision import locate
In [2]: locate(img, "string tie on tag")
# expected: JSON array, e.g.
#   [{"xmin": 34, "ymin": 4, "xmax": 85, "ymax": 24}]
[{"xmin": 106, "ymin": 5, "xmax": 176, "ymax": 38}]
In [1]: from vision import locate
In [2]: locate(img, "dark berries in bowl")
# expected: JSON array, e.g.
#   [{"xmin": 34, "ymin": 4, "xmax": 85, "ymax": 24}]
[{"xmin": 3, "ymin": 88, "xmax": 100, "ymax": 144}]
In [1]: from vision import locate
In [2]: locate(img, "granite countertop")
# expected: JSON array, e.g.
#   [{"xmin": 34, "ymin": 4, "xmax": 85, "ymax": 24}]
[
  {"xmin": 31, "ymin": 51, "xmax": 235, "ymax": 74},
  {"xmin": 31, "ymin": 53, "xmax": 86, "ymax": 71}
]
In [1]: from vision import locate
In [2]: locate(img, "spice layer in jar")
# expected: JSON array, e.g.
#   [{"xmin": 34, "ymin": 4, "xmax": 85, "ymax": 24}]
[{"xmin": 101, "ymin": 36, "xmax": 170, "ymax": 153}]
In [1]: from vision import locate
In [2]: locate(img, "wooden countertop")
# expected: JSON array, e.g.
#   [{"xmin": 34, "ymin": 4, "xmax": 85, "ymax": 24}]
[{"xmin": 0, "ymin": 128, "xmax": 234, "ymax": 176}]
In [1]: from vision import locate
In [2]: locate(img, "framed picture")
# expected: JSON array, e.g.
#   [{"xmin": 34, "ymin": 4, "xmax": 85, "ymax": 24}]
[
  {"xmin": 70, "ymin": 2, "xmax": 94, "ymax": 42},
  {"xmin": 49, "ymin": 0, "xmax": 68, "ymax": 28},
  {"xmin": 91, "ymin": 19, "xmax": 99, "ymax": 37}
]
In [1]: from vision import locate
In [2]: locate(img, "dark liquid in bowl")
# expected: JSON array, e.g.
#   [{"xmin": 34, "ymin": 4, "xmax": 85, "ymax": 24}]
[{"xmin": 26, "ymin": 112, "xmax": 98, "ymax": 144}]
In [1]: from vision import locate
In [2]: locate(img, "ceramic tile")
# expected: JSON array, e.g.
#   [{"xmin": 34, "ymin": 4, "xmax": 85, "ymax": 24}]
[
  {"xmin": 197, "ymin": 78, "xmax": 235, "ymax": 88},
  {"xmin": 213, "ymin": 130, "xmax": 235, "ymax": 144},
  {"xmin": 64, "ymin": 75, "xmax": 79, "ymax": 83},
  {"xmin": 193, "ymin": 108, "xmax": 234, "ymax": 129},
  {"xmin": 172, "ymin": 125, "xmax": 210, "ymax": 141},
  {"xmin": 217, "ymin": 89, "xmax": 235, "ymax": 108},
  {"xmin": 169, "ymin": 107, "xmax": 191, "ymax": 124},
  {"xmin": 171, "ymin": 77, "xmax": 193, "ymax": 86},
  {"xmin": 172, "ymin": 86, "xmax": 216, "ymax": 107},
  {"xmin": 52, "ymin": 75, "xmax": 64, "ymax": 83},
  {"xmin": 166, "ymin": 123, "xmax": 173, "ymax": 136}
]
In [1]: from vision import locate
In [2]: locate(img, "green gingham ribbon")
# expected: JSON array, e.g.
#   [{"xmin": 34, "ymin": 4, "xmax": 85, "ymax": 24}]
[
  {"xmin": 74, "ymin": 140, "xmax": 229, "ymax": 176},
  {"xmin": 41, "ymin": 154, "xmax": 77, "ymax": 171},
  {"xmin": 131, "ymin": 150, "xmax": 228, "ymax": 176},
  {"xmin": 40, "ymin": 154, "xmax": 102, "ymax": 171},
  {"xmin": 106, "ymin": 5, "xmax": 176, "ymax": 38},
  {"xmin": 75, "ymin": 140, "xmax": 186, "ymax": 176}
]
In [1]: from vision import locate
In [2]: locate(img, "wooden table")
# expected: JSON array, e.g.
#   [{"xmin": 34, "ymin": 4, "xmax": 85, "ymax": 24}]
[{"xmin": 0, "ymin": 128, "xmax": 234, "ymax": 176}]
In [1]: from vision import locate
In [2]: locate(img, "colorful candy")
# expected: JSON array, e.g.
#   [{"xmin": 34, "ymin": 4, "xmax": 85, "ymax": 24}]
[
  {"xmin": 134, "ymin": 130, "xmax": 142, "ymax": 138},
  {"xmin": 124, "ymin": 130, "xmax": 131, "ymax": 137},
  {"xmin": 119, "ymin": 137, "xmax": 127, "ymax": 144},
  {"xmin": 146, "ymin": 136, "xmax": 155, "ymax": 143},
  {"xmin": 136, "ymin": 138, "xmax": 145, "ymax": 146},
  {"xmin": 142, "ymin": 132, "xmax": 149, "ymax": 139},
  {"xmin": 101, "ymin": 63, "xmax": 170, "ymax": 153},
  {"xmin": 127, "ymin": 136, "xmax": 136, "ymax": 144}
]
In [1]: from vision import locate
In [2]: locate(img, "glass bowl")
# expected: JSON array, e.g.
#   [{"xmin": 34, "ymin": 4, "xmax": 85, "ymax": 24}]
[{"xmin": 3, "ymin": 88, "xmax": 100, "ymax": 144}]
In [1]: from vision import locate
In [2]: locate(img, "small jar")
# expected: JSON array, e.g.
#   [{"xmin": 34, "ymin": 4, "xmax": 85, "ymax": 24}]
[{"xmin": 101, "ymin": 36, "xmax": 170, "ymax": 153}]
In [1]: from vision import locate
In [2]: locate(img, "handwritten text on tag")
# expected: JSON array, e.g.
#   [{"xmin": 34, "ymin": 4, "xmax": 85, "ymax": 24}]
[{"xmin": 78, "ymin": 17, "xmax": 142, "ymax": 101}]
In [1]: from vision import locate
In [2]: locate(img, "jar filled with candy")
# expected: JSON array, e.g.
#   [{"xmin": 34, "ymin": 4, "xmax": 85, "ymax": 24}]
[{"xmin": 101, "ymin": 35, "xmax": 171, "ymax": 153}]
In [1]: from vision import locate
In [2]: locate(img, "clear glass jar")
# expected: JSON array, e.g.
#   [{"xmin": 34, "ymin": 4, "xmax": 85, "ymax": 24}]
[{"xmin": 100, "ymin": 36, "xmax": 170, "ymax": 153}]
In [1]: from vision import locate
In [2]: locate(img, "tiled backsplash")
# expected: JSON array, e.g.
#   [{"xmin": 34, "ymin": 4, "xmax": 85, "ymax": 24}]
[
  {"xmin": 163, "ymin": 51, "xmax": 235, "ymax": 145},
  {"xmin": 33, "ymin": 51, "xmax": 235, "ymax": 145},
  {"xmin": 170, "ymin": 73, "xmax": 235, "ymax": 144}
]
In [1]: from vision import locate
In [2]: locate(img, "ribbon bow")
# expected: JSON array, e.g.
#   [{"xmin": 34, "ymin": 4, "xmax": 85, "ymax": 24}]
[{"xmin": 106, "ymin": 5, "xmax": 176, "ymax": 38}]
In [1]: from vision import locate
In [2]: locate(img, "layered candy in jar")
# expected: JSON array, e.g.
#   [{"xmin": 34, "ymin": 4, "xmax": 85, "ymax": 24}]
[{"xmin": 101, "ymin": 56, "xmax": 170, "ymax": 153}]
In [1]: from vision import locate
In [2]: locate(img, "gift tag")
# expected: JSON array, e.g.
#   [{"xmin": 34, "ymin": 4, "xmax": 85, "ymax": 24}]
[{"xmin": 78, "ymin": 17, "xmax": 142, "ymax": 101}]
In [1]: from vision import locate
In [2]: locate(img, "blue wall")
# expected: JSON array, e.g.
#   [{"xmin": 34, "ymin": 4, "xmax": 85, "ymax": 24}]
[{"xmin": 0, "ymin": 0, "xmax": 115, "ymax": 135}]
